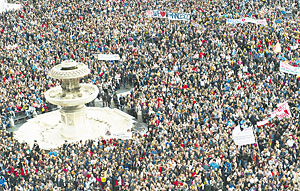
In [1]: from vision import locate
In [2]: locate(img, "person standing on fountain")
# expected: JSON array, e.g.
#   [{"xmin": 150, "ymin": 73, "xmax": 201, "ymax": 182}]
[{"xmin": 32, "ymin": 140, "xmax": 40, "ymax": 152}]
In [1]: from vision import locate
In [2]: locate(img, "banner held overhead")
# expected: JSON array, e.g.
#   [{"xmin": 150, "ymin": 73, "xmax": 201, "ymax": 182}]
[{"xmin": 97, "ymin": 54, "xmax": 120, "ymax": 61}]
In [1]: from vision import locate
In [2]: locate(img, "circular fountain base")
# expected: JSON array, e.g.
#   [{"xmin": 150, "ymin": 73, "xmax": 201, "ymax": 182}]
[{"xmin": 14, "ymin": 107, "xmax": 135, "ymax": 150}]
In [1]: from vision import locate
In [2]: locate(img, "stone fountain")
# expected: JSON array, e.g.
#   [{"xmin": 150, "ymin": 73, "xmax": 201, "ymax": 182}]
[{"xmin": 14, "ymin": 60, "xmax": 135, "ymax": 149}]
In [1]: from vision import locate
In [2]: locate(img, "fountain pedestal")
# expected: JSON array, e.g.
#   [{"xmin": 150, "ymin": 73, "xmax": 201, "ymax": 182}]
[{"xmin": 60, "ymin": 105, "xmax": 87, "ymax": 138}]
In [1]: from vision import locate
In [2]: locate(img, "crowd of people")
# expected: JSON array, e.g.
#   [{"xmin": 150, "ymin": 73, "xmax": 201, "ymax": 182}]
[{"xmin": 1, "ymin": 0, "xmax": 300, "ymax": 190}]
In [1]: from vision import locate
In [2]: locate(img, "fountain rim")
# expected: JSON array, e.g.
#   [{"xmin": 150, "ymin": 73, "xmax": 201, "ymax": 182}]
[{"xmin": 48, "ymin": 60, "xmax": 90, "ymax": 80}]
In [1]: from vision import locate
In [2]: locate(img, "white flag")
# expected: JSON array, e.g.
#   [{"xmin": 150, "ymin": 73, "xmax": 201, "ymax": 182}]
[
  {"xmin": 273, "ymin": 42, "xmax": 281, "ymax": 53},
  {"xmin": 257, "ymin": 118, "xmax": 271, "ymax": 127},
  {"xmin": 232, "ymin": 126, "xmax": 256, "ymax": 146}
]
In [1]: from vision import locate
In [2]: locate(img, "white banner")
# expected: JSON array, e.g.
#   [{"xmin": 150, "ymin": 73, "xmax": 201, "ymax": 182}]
[
  {"xmin": 243, "ymin": 17, "xmax": 255, "ymax": 23},
  {"xmin": 244, "ymin": 17, "xmax": 267, "ymax": 25},
  {"xmin": 97, "ymin": 54, "xmax": 120, "ymax": 61},
  {"xmin": 255, "ymin": 19, "xmax": 267, "ymax": 25},
  {"xmin": 270, "ymin": 102, "xmax": 291, "ymax": 120},
  {"xmin": 168, "ymin": 12, "xmax": 191, "ymax": 21},
  {"xmin": 146, "ymin": 10, "xmax": 167, "ymax": 18},
  {"xmin": 227, "ymin": 17, "xmax": 267, "ymax": 25},
  {"xmin": 226, "ymin": 19, "xmax": 243, "ymax": 24},
  {"xmin": 145, "ymin": 10, "xmax": 153, "ymax": 18},
  {"xmin": 232, "ymin": 126, "xmax": 256, "ymax": 146},
  {"xmin": 280, "ymin": 61, "xmax": 300, "ymax": 75}
]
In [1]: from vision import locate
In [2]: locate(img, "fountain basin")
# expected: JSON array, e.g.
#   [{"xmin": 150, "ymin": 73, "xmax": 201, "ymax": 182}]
[{"xmin": 14, "ymin": 107, "xmax": 135, "ymax": 150}]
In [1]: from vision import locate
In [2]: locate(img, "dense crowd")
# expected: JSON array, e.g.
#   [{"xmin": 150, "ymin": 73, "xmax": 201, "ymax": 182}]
[{"xmin": 1, "ymin": 0, "xmax": 300, "ymax": 190}]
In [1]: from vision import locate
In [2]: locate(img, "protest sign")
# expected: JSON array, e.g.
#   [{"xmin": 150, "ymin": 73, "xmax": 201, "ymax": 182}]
[
  {"xmin": 153, "ymin": 10, "xmax": 166, "ymax": 18},
  {"xmin": 4, "ymin": 44, "xmax": 19, "ymax": 50},
  {"xmin": 168, "ymin": 12, "xmax": 191, "ymax": 21},
  {"xmin": 232, "ymin": 126, "xmax": 256, "ymax": 146},
  {"xmin": 0, "ymin": 1, "xmax": 21, "ymax": 13},
  {"xmin": 279, "ymin": 61, "xmax": 300, "ymax": 75},
  {"xmin": 270, "ymin": 102, "xmax": 291, "ymax": 120},
  {"xmin": 97, "ymin": 54, "xmax": 120, "ymax": 61},
  {"xmin": 291, "ymin": 44, "xmax": 299, "ymax": 50}
]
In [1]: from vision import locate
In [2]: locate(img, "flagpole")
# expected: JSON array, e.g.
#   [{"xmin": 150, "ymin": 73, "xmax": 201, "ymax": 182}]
[
  {"xmin": 294, "ymin": 108, "xmax": 299, "ymax": 155},
  {"xmin": 253, "ymin": 126, "xmax": 261, "ymax": 155},
  {"xmin": 295, "ymin": 125, "xmax": 298, "ymax": 155}
]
